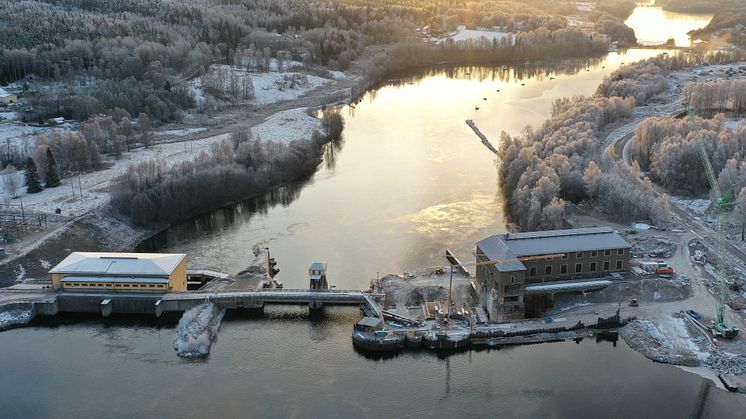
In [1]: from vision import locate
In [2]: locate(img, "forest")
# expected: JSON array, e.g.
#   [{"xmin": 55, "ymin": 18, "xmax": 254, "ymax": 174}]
[
  {"xmin": 0, "ymin": 0, "xmax": 618, "ymax": 125},
  {"xmin": 111, "ymin": 108, "xmax": 344, "ymax": 226},
  {"xmin": 498, "ymin": 54, "xmax": 710, "ymax": 231}
]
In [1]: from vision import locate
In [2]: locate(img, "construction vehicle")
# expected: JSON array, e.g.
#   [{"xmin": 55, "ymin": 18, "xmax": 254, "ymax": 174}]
[
  {"xmin": 629, "ymin": 298, "xmax": 639, "ymax": 307},
  {"xmin": 689, "ymin": 103, "xmax": 740, "ymax": 339}
]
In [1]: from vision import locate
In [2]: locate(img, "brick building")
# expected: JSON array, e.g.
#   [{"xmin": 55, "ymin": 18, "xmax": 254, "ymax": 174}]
[{"xmin": 475, "ymin": 227, "xmax": 631, "ymax": 322}]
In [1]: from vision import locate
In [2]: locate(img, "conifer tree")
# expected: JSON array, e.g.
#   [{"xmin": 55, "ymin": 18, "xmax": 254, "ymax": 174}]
[
  {"xmin": 44, "ymin": 148, "xmax": 61, "ymax": 187},
  {"xmin": 24, "ymin": 157, "xmax": 43, "ymax": 193}
]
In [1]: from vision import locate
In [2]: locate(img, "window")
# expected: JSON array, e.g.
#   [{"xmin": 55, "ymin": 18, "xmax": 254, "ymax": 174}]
[
  {"xmin": 124, "ymin": 284, "xmax": 130, "ymax": 288},
  {"xmin": 575, "ymin": 263, "xmax": 582, "ymax": 273},
  {"xmin": 97, "ymin": 284, "xmax": 103, "ymax": 287},
  {"xmin": 149, "ymin": 284, "xmax": 155, "ymax": 288},
  {"xmin": 115, "ymin": 284, "xmax": 122, "ymax": 288},
  {"xmin": 616, "ymin": 260, "xmax": 623, "ymax": 270},
  {"xmin": 603, "ymin": 261, "xmax": 610, "ymax": 271},
  {"xmin": 576, "ymin": 252, "xmax": 583, "ymax": 258},
  {"xmin": 561, "ymin": 264, "xmax": 567, "ymax": 274},
  {"xmin": 590, "ymin": 262, "xmax": 597, "ymax": 272},
  {"xmin": 604, "ymin": 249, "xmax": 611, "ymax": 256},
  {"xmin": 617, "ymin": 249, "xmax": 624, "ymax": 255},
  {"xmin": 504, "ymin": 296, "xmax": 519, "ymax": 303},
  {"xmin": 106, "ymin": 284, "xmax": 112, "ymax": 287},
  {"xmin": 545, "ymin": 266, "xmax": 552, "ymax": 275},
  {"xmin": 73, "ymin": 283, "xmax": 80, "ymax": 287},
  {"xmin": 510, "ymin": 276, "xmax": 515, "ymax": 283},
  {"xmin": 529, "ymin": 267, "xmax": 536, "ymax": 277},
  {"xmin": 591, "ymin": 251, "xmax": 597, "ymax": 257}
]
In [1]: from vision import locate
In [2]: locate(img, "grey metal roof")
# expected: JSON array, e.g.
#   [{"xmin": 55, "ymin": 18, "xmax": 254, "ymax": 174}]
[
  {"xmin": 59, "ymin": 275, "xmax": 170, "ymax": 284},
  {"xmin": 357, "ymin": 317, "xmax": 383, "ymax": 328},
  {"xmin": 309, "ymin": 262, "xmax": 327, "ymax": 271},
  {"xmin": 524, "ymin": 279, "xmax": 612, "ymax": 295},
  {"xmin": 49, "ymin": 252, "xmax": 185, "ymax": 276},
  {"xmin": 477, "ymin": 228, "xmax": 631, "ymax": 272}
]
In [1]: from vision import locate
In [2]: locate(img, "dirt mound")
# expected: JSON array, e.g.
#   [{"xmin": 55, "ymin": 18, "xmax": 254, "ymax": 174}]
[{"xmin": 630, "ymin": 236, "xmax": 676, "ymax": 258}]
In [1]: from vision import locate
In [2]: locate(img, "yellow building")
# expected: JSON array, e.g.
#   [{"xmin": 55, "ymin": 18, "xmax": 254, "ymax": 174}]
[
  {"xmin": 49, "ymin": 252, "xmax": 187, "ymax": 292},
  {"xmin": 0, "ymin": 87, "xmax": 17, "ymax": 105}
]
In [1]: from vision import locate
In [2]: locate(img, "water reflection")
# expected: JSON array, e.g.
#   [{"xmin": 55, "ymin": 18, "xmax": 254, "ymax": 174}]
[{"xmin": 625, "ymin": 6, "xmax": 712, "ymax": 46}]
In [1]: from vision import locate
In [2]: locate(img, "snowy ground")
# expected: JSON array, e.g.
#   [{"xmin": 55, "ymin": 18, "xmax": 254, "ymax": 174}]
[
  {"xmin": 0, "ymin": 122, "xmax": 75, "ymax": 153},
  {"xmin": 251, "ymin": 107, "xmax": 321, "ymax": 144},
  {"xmin": 435, "ymin": 28, "xmax": 514, "ymax": 45},
  {"xmin": 0, "ymin": 133, "xmax": 232, "ymax": 217},
  {"xmin": 190, "ymin": 64, "xmax": 337, "ymax": 107},
  {"xmin": 0, "ymin": 105, "xmax": 324, "ymax": 217},
  {"xmin": 154, "ymin": 128, "xmax": 207, "ymax": 137},
  {"xmin": 669, "ymin": 196, "xmax": 711, "ymax": 217}
]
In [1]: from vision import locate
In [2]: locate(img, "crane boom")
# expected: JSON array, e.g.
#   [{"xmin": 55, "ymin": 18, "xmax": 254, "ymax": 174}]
[{"xmin": 688, "ymin": 102, "xmax": 739, "ymax": 338}]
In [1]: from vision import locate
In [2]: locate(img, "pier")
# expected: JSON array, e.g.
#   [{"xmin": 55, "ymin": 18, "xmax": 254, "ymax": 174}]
[{"xmin": 465, "ymin": 119, "xmax": 498, "ymax": 154}]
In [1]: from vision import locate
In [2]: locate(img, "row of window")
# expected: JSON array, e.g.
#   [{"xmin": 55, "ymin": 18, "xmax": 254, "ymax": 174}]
[
  {"xmin": 529, "ymin": 260, "xmax": 624, "ymax": 276},
  {"xmin": 559, "ymin": 249, "xmax": 625, "ymax": 259},
  {"xmin": 62, "ymin": 282, "xmax": 166, "ymax": 289}
]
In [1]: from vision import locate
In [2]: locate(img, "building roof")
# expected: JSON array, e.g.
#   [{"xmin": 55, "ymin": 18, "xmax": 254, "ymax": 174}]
[
  {"xmin": 59, "ymin": 275, "xmax": 170, "ymax": 284},
  {"xmin": 476, "ymin": 227, "xmax": 631, "ymax": 272},
  {"xmin": 357, "ymin": 317, "xmax": 383, "ymax": 328},
  {"xmin": 0, "ymin": 87, "xmax": 12, "ymax": 98},
  {"xmin": 309, "ymin": 262, "xmax": 327, "ymax": 271},
  {"xmin": 49, "ymin": 252, "xmax": 186, "ymax": 276},
  {"xmin": 524, "ymin": 279, "xmax": 612, "ymax": 295}
]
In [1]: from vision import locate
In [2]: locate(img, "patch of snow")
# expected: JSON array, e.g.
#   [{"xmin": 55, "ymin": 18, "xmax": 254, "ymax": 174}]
[
  {"xmin": 251, "ymin": 107, "xmax": 322, "ymax": 144},
  {"xmin": 673, "ymin": 317, "xmax": 711, "ymax": 362},
  {"xmin": 0, "ymin": 133, "xmax": 231, "ymax": 217},
  {"xmin": 191, "ymin": 65, "xmax": 335, "ymax": 107},
  {"xmin": 559, "ymin": 301, "xmax": 591, "ymax": 311},
  {"xmin": 154, "ymin": 128, "xmax": 207, "ymax": 137},
  {"xmin": 39, "ymin": 259, "xmax": 51, "ymax": 269},
  {"xmin": 436, "ymin": 28, "xmax": 514, "ymax": 45},
  {"xmin": 724, "ymin": 119, "xmax": 743, "ymax": 132},
  {"xmin": 669, "ymin": 196, "xmax": 711, "ymax": 217},
  {"xmin": 633, "ymin": 223, "xmax": 651, "ymax": 230},
  {"xmin": 14, "ymin": 265, "xmax": 25, "ymax": 282},
  {"xmin": 329, "ymin": 71, "xmax": 347, "ymax": 80},
  {"xmin": 250, "ymin": 71, "xmax": 333, "ymax": 105},
  {"xmin": 0, "ymin": 111, "xmax": 18, "ymax": 121}
]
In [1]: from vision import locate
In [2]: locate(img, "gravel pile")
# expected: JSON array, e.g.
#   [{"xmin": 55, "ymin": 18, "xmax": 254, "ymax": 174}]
[
  {"xmin": 630, "ymin": 236, "xmax": 676, "ymax": 258},
  {"xmin": 620, "ymin": 320, "xmax": 673, "ymax": 363},
  {"xmin": 706, "ymin": 350, "xmax": 746, "ymax": 375}
]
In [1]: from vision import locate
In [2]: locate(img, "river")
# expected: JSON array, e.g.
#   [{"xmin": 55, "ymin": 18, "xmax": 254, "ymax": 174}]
[
  {"xmin": 140, "ymin": 49, "xmax": 671, "ymax": 288},
  {"xmin": 625, "ymin": 2, "xmax": 712, "ymax": 46},
  {"xmin": 5, "ymin": 6, "xmax": 746, "ymax": 418}
]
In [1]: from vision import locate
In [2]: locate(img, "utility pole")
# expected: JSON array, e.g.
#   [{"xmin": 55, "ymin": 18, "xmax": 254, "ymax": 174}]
[
  {"xmin": 78, "ymin": 173, "xmax": 82, "ymax": 197},
  {"xmin": 446, "ymin": 264, "xmax": 453, "ymax": 329}
]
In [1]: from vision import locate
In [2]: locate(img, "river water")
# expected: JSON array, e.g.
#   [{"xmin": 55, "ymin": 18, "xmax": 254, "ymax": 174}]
[
  {"xmin": 141, "ymin": 49, "xmax": 670, "ymax": 288},
  {"xmin": 1, "ymin": 309, "xmax": 746, "ymax": 418},
  {"xmin": 5, "ymin": 7, "xmax": 746, "ymax": 419},
  {"xmin": 625, "ymin": 3, "xmax": 712, "ymax": 46}
]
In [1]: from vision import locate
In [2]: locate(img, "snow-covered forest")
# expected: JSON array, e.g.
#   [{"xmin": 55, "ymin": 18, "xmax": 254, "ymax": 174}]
[
  {"xmin": 112, "ymin": 108, "xmax": 343, "ymax": 225},
  {"xmin": 0, "ymin": 0, "xmax": 612, "ymax": 125},
  {"xmin": 498, "ymin": 55, "xmax": 700, "ymax": 231}
]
